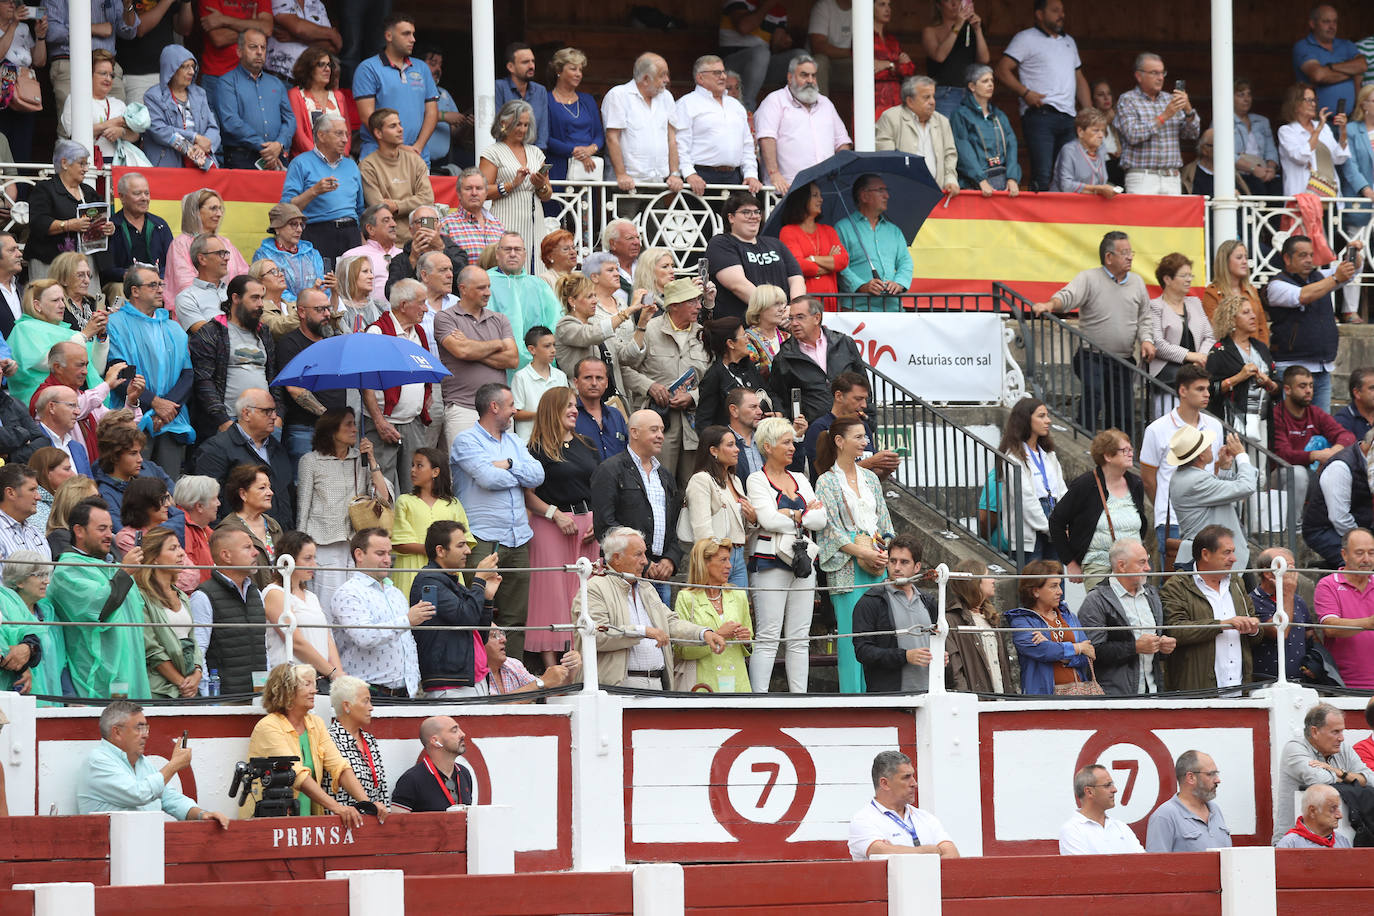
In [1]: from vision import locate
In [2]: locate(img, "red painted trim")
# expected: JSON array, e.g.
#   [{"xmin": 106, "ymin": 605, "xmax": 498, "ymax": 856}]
[
  {"xmin": 623, "ymin": 708, "xmax": 917, "ymax": 863},
  {"xmin": 684, "ymin": 861, "xmax": 887, "ymax": 906},
  {"xmin": 942, "ymin": 851, "xmax": 1220, "ymax": 897},
  {"xmin": 978, "ymin": 707, "xmax": 1272, "ymax": 855},
  {"xmin": 404, "ymin": 872, "xmax": 635, "ymax": 915},
  {"xmin": 95, "ymin": 879, "xmax": 349, "ymax": 916}
]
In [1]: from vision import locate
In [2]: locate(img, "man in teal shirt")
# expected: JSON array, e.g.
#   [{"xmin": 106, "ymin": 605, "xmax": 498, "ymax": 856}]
[
  {"xmin": 487, "ymin": 232, "xmax": 561, "ymax": 373},
  {"xmin": 76, "ymin": 700, "xmax": 231, "ymax": 825},
  {"xmin": 836, "ymin": 174, "xmax": 914, "ymax": 312}
]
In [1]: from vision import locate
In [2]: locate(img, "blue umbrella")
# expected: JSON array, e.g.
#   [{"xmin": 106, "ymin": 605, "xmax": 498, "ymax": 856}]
[
  {"xmin": 762, "ymin": 150, "xmax": 943, "ymax": 243},
  {"xmin": 271, "ymin": 333, "xmax": 450, "ymax": 391}
]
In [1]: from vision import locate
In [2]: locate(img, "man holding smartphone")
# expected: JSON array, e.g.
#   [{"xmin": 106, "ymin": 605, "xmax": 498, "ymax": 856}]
[
  {"xmin": 411, "ymin": 520, "xmax": 498, "ymax": 698},
  {"xmin": 1113, "ymin": 53, "xmax": 1198, "ymax": 195}
]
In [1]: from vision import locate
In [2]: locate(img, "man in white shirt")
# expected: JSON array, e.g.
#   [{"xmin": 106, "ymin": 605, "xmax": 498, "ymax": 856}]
[
  {"xmin": 673, "ymin": 55, "xmax": 763, "ymax": 196},
  {"xmin": 603, "ymin": 54, "xmax": 683, "ymax": 194},
  {"xmin": 1138, "ymin": 364, "xmax": 1223, "ymax": 560},
  {"xmin": 807, "ymin": 0, "xmax": 852, "ymax": 96},
  {"xmin": 1160, "ymin": 525, "xmax": 1261, "ymax": 693},
  {"xmin": 994, "ymin": 0, "xmax": 1091, "ymax": 191},
  {"xmin": 1059, "ymin": 763, "xmax": 1145, "ymax": 855},
  {"xmin": 755, "ymin": 55, "xmax": 852, "ymax": 194},
  {"xmin": 848, "ymin": 750, "xmax": 959, "ymax": 861},
  {"xmin": 33, "ymin": 385, "xmax": 92, "ymax": 476},
  {"xmin": 341, "ymin": 203, "xmax": 403, "ymax": 302},
  {"xmin": 417, "ymin": 251, "xmax": 457, "ymax": 359}
]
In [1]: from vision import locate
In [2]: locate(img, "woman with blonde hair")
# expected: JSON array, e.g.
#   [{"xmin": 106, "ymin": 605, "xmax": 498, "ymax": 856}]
[
  {"xmin": 244, "ymin": 663, "xmax": 377, "ymax": 822},
  {"xmin": 1200, "ymin": 239, "xmax": 1268, "ymax": 344},
  {"xmin": 673, "ymin": 537, "xmax": 753, "ymax": 692},
  {"xmin": 47, "ymin": 252, "xmax": 106, "ymax": 336},
  {"xmin": 744, "ymin": 284, "xmax": 789, "ymax": 378},
  {"xmin": 163, "ymin": 189, "xmax": 249, "ymax": 312},
  {"xmin": 546, "ymin": 47, "xmax": 604, "ymax": 182},
  {"xmin": 523, "ymin": 386, "xmax": 601, "ymax": 668},
  {"xmin": 331, "ymin": 255, "xmax": 385, "ymax": 333},
  {"xmin": 1206, "ymin": 294, "xmax": 1278, "ymax": 438},
  {"xmin": 10, "ymin": 279, "xmax": 103, "ymax": 408},
  {"xmin": 630, "ymin": 246, "xmax": 676, "ymax": 314},
  {"xmin": 130, "ymin": 526, "xmax": 204, "ymax": 699},
  {"xmin": 248, "ymin": 259, "xmax": 300, "ymax": 338},
  {"xmin": 552, "ymin": 270, "xmax": 646, "ymax": 412},
  {"xmin": 46, "ymin": 475, "xmax": 98, "ymax": 556},
  {"xmin": 480, "ymin": 100, "xmax": 553, "ymax": 272},
  {"xmin": 943, "ymin": 558, "xmax": 1011, "ymax": 693}
]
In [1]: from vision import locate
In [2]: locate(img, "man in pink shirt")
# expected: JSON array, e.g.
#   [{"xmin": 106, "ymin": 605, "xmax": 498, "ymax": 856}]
[
  {"xmin": 1315, "ymin": 527, "xmax": 1374, "ymax": 689},
  {"xmin": 340, "ymin": 203, "xmax": 402, "ymax": 301},
  {"xmin": 755, "ymin": 55, "xmax": 852, "ymax": 194}
]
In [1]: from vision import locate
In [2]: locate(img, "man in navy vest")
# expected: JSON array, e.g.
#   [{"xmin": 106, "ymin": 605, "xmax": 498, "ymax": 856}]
[{"xmin": 1265, "ymin": 235, "xmax": 1364, "ymax": 413}]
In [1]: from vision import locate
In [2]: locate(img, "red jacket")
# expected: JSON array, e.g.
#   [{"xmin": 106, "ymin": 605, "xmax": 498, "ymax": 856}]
[{"xmin": 1270, "ymin": 402, "xmax": 1355, "ymax": 465}]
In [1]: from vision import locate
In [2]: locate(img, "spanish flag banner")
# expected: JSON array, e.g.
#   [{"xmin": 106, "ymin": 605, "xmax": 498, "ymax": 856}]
[
  {"xmin": 909, "ymin": 191, "xmax": 1206, "ymax": 302},
  {"xmin": 114, "ymin": 167, "xmax": 464, "ymax": 268}
]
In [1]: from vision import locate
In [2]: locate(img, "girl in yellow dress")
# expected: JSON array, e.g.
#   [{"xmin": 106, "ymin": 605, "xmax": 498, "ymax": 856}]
[{"xmin": 389, "ymin": 447, "xmax": 473, "ymax": 599}]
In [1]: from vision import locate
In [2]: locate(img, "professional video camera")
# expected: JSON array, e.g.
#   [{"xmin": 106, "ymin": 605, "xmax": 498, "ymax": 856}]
[{"xmin": 228, "ymin": 755, "xmax": 301, "ymax": 818}]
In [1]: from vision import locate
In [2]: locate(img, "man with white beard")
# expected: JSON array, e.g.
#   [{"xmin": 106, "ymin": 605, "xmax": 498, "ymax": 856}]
[{"xmin": 755, "ymin": 55, "xmax": 852, "ymax": 195}]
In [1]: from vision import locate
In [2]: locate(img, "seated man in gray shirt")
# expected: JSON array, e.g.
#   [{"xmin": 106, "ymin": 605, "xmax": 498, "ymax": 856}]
[
  {"xmin": 1274, "ymin": 702, "xmax": 1374, "ymax": 843},
  {"xmin": 1145, "ymin": 750, "xmax": 1231, "ymax": 852}
]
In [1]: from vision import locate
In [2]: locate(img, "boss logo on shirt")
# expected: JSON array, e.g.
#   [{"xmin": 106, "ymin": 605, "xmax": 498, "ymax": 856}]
[{"xmin": 746, "ymin": 250, "xmax": 782, "ymax": 267}]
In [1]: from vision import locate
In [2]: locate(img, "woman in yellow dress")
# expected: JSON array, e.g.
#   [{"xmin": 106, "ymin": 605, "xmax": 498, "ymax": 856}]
[{"xmin": 389, "ymin": 446, "xmax": 472, "ymax": 598}]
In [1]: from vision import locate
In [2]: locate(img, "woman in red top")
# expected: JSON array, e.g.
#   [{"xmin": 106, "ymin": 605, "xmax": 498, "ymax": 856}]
[
  {"xmin": 874, "ymin": 0, "xmax": 916, "ymax": 117},
  {"xmin": 778, "ymin": 183, "xmax": 849, "ymax": 311},
  {"xmin": 287, "ymin": 45, "xmax": 359, "ymax": 157}
]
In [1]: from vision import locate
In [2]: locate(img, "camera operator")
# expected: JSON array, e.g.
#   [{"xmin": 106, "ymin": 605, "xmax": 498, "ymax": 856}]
[
  {"xmin": 76, "ymin": 700, "xmax": 231, "ymax": 827},
  {"xmin": 242, "ymin": 664, "xmax": 386, "ymax": 825}
]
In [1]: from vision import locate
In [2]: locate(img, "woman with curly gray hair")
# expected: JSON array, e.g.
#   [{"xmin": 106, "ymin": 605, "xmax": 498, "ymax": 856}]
[
  {"xmin": 480, "ymin": 99, "xmax": 553, "ymax": 272},
  {"xmin": 0, "ymin": 550, "xmax": 62, "ymax": 702}
]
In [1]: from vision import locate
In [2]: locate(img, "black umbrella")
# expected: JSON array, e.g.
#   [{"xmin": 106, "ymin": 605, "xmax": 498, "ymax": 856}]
[{"xmin": 762, "ymin": 150, "xmax": 944, "ymax": 243}]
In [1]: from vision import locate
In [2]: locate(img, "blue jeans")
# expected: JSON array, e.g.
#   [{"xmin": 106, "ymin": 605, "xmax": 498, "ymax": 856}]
[
  {"xmin": 1313, "ymin": 370, "xmax": 1332, "ymax": 413},
  {"xmin": 1156, "ymin": 523, "xmax": 1179, "ymax": 569},
  {"xmin": 1073, "ymin": 347, "xmax": 1137, "ymax": 439},
  {"xmin": 729, "ymin": 546, "xmax": 747, "ymax": 588},
  {"xmin": 199, "ymin": 72, "xmax": 223, "ymax": 111},
  {"xmin": 1021, "ymin": 106, "xmax": 1076, "ymax": 192},
  {"xmin": 284, "ymin": 424, "xmax": 314, "ymax": 483},
  {"xmin": 934, "ymin": 86, "xmax": 965, "ymax": 120}
]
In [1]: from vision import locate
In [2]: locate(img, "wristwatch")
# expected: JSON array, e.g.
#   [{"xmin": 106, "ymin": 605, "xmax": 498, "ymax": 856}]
[{"xmin": 534, "ymin": 677, "xmax": 545, "ymax": 689}]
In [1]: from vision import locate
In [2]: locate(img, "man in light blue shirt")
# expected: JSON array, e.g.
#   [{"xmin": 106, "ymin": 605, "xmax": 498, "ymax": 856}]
[
  {"xmin": 494, "ymin": 42, "xmax": 549, "ymax": 152},
  {"xmin": 1292, "ymin": 5, "xmax": 1364, "ymax": 114},
  {"xmin": 450, "ymin": 381, "xmax": 544, "ymax": 658},
  {"xmin": 281, "ymin": 113, "xmax": 367, "ymax": 261},
  {"xmin": 76, "ymin": 701, "xmax": 231, "ymax": 825},
  {"xmin": 836, "ymin": 173, "xmax": 913, "ymax": 312},
  {"xmin": 216, "ymin": 29, "xmax": 296, "ymax": 171},
  {"xmin": 1144, "ymin": 749, "xmax": 1231, "ymax": 852},
  {"xmin": 352, "ymin": 14, "xmax": 439, "ymax": 163}
]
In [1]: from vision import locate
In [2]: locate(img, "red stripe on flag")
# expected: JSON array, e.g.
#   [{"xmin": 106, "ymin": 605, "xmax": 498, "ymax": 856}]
[
  {"xmin": 115, "ymin": 166, "xmax": 462, "ymax": 212},
  {"xmin": 927, "ymin": 191, "xmax": 1204, "ymax": 229}
]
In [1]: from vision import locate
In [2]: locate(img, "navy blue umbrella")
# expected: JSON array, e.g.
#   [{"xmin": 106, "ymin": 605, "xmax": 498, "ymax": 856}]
[
  {"xmin": 271, "ymin": 332, "xmax": 450, "ymax": 391},
  {"xmin": 762, "ymin": 150, "xmax": 944, "ymax": 243}
]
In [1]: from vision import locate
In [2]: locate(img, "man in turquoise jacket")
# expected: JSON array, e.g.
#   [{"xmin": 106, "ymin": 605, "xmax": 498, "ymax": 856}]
[{"xmin": 836, "ymin": 174, "xmax": 913, "ymax": 312}]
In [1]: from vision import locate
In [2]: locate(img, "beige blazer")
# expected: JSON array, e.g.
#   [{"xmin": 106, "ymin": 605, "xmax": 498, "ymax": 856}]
[
  {"xmin": 874, "ymin": 106, "xmax": 958, "ymax": 189},
  {"xmin": 572, "ymin": 573, "xmax": 707, "ymax": 689}
]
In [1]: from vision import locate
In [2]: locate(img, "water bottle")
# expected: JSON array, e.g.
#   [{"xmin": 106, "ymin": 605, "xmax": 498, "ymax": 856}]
[{"xmin": 206, "ymin": 669, "xmax": 221, "ymax": 698}]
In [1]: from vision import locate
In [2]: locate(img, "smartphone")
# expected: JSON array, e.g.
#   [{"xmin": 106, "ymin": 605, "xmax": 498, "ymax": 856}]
[
  {"xmin": 1174, "ymin": 80, "xmax": 1186, "ymax": 93},
  {"xmin": 118, "ymin": 363, "xmax": 137, "ymax": 381},
  {"xmin": 538, "ymin": 162, "xmax": 552, "ymax": 175},
  {"xmin": 1345, "ymin": 246, "xmax": 1359, "ymax": 263},
  {"xmin": 790, "ymin": 387, "xmax": 802, "ymax": 418},
  {"xmin": 181, "ymin": 730, "xmax": 189, "ymax": 749},
  {"xmin": 420, "ymin": 584, "xmax": 438, "ymax": 607},
  {"xmin": 697, "ymin": 257, "xmax": 709, "ymax": 285},
  {"xmin": 1337, "ymin": 98, "xmax": 1348, "ymax": 117},
  {"xmin": 415, "ymin": 216, "xmax": 438, "ymax": 232},
  {"xmin": 134, "ymin": 531, "xmax": 143, "ymax": 547}
]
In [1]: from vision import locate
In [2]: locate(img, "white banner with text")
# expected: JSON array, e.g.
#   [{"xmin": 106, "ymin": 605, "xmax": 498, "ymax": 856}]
[{"xmin": 826, "ymin": 312, "xmax": 1004, "ymax": 403}]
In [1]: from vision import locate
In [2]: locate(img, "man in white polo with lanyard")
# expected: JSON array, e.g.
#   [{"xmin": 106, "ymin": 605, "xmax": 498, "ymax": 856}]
[{"xmin": 848, "ymin": 750, "xmax": 960, "ymax": 860}]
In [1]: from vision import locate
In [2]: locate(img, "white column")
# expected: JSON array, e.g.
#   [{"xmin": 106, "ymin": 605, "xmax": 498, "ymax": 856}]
[
  {"xmin": 14, "ymin": 883, "xmax": 95, "ymax": 916},
  {"xmin": 108, "ymin": 810, "xmax": 165, "ymax": 886},
  {"xmin": 471, "ymin": 0, "xmax": 497, "ymax": 161},
  {"xmin": 1253, "ymin": 681, "xmax": 1319, "ymax": 838},
  {"xmin": 1209, "ymin": 0, "xmax": 1237, "ymax": 242},
  {"xmin": 325, "ymin": 869, "xmax": 405, "ymax": 914},
  {"xmin": 463, "ymin": 804, "xmax": 515, "ymax": 874},
  {"xmin": 1217, "ymin": 846, "xmax": 1276, "ymax": 916},
  {"xmin": 0, "ymin": 692, "xmax": 36, "ymax": 815},
  {"xmin": 850, "ymin": 0, "xmax": 875, "ymax": 150},
  {"xmin": 632, "ymin": 863, "xmax": 685, "ymax": 916},
  {"xmin": 66, "ymin": 0, "xmax": 94, "ymax": 158},
  {"xmin": 882, "ymin": 854, "xmax": 942, "ymax": 916},
  {"xmin": 915, "ymin": 691, "xmax": 983, "ymax": 856},
  {"xmin": 550, "ymin": 690, "xmax": 627, "ymax": 870}
]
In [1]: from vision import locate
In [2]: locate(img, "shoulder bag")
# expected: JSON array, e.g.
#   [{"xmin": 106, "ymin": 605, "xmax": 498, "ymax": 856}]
[
  {"xmin": 1053, "ymin": 658, "xmax": 1106, "ymax": 696},
  {"xmin": 347, "ymin": 457, "xmax": 394, "ymax": 535},
  {"xmin": 0, "ymin": 63, "xmax": 41, "ymax": 112}
]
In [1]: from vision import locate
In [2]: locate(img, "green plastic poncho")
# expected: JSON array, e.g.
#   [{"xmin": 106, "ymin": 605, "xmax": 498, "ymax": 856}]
[
  {"xmin": 43, "ymin": 552, "xmax": 149, "ymax": 699},
  {"xmin": 0, "ymin": 585, "xmax": 66, "ymax": 706},
  {"xmin": 487, "ymin": 267, "xmax": 562, "ymax": 372},
  {"xmin": 7, "ymin": 314, "xmax": 102, "ymax": 408},
  {"xmin": 131, "ymin": 584, "xmax": 202, "ymax": 700}
]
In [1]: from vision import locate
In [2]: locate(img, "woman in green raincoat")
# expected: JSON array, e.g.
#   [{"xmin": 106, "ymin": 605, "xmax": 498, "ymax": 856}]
[
  {"xmin": 42, "ymin": 500, "xmax": 148, "ymax": 699},
  {"xmin": 0, "ymin": 549, "xmax": 65, "ymax": 705},
  {"xmin": 9, "ymin": 278, "xmax": 103, "ymax": 409}
]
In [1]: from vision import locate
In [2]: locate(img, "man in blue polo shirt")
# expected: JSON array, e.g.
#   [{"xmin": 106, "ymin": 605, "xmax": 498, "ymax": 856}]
[
  {"xmin": 215, "ymin": 29, "xmax": 296, "ymax": 171},
  {"xmin": 573, "ymin": 357, "xmax": 628, "ymax": 460},
  {"xmin": 1293, "ymin": 5, "xmax": 1365, "ymax": 114},
  {"xmin": 352, "ymin": 13, "xmax": 440, "ymax": 164},
  {"xmin": 281, "ymin": 113, "xmax": 366, "ymax": 261},
  {"xmin": 494, "ymin": 43, "xmax": 550, "ymax": 152}
]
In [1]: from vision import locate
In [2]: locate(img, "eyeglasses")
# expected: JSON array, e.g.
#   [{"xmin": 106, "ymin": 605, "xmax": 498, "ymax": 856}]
[
  {"xmin": 1139, "ymin": 69, "xmax": 1167, "ymax": 77},
  {"xmin": 25, "ymin": 572, "xmax": 50, "ymax": 581},
  {"xmin": 700, "ymin": 68, "xmax": 726, "ymax": 76},
  {"xmin": 734, "ymin": 209, "xmax": 762, "ymax": 218},
  {"xmin": 1089, "ymin": 781, "xmax": 1116, "ymax": 790},
  {"xmin": 244, "ymin": 404, "xmax": 277, "ymax": 415},
  {"xmin": 133, "ymin": 279, "xmax": 166, "ymax": 289},
  {"xmin": 205, "ymin": 249, "xmax": 230, "ymax": 258},
  {"xmin": 262, "ymin": 267, "xmax": 284, "ymax": 276},
  {"xmin": 1190, "ymin": 769, "xmax": 1220, "ymax": 778},
  {"xmin": 315, "ymin": 60, "xmax": 334, "ymax": 69},
  {"xmin": 120, "ymin": 722, "xmax": 151, "ymax": 734}
]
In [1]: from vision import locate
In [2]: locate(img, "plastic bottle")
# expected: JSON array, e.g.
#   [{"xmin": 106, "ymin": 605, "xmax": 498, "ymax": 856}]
[{"xmin": 206, "ymin": 669, "xmax": 221, "ymax": 697}]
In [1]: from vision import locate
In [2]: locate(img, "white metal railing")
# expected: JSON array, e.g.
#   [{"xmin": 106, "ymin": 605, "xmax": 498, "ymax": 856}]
[{"xmin": 1210, "ymin": 193, "xmax": 1373, "ymax": 290}]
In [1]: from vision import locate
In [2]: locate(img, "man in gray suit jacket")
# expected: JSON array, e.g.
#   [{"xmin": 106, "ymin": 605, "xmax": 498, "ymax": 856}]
[
  {"xmin": 1167, "ymin": 425, "xmax": 1258, "ymax": 572},
  {"xmin": 1076, "ymin": 538, "xmax": 1176, "ymax": 696}
]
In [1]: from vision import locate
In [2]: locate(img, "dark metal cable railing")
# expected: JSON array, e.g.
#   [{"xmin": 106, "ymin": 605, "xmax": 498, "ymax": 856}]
[
  {"xmin": 995, "ymin": 281, "xmax": 1298, "ymax": 557},
  {"xmin": 866, "ymin": 362, "xmax": 1026, "ymax": 567}
]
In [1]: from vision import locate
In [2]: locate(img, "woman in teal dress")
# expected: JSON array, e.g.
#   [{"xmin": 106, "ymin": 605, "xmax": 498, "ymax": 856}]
[{"xmin": 815, "ymin": 417, "xmax": 895, "ymax": 694}]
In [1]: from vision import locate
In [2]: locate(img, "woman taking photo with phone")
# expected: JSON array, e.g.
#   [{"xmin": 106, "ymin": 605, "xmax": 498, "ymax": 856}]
[{"xmin": 481, "ymin": 100, "xmax": 552, "ymax": 273}]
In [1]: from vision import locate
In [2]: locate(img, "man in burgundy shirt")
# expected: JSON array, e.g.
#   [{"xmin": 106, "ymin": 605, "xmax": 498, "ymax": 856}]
[{"xmin": 1272, "ymin": 365, "xmax": 1354, "ymax": 513}]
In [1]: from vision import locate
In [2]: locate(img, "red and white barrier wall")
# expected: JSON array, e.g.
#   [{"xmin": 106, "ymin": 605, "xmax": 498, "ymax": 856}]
[{"xmin": 0, "ymin": 683, "xmax": 1365, "ymax": 872}]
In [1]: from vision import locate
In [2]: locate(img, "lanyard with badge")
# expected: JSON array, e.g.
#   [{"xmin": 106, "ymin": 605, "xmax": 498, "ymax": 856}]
[
  {"xmin": 1026, "ymin": 445, "xmax": 1054, "ymax": 507},
  {"xmin": 874, "ymin": 800, "xmax": 920, "ymax": 844},
  {"xmin": 422, "ymin": 753, "xmax": 458, "ymax": 806}
]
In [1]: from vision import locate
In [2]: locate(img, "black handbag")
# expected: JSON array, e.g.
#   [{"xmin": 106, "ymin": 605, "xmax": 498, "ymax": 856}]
[{"xmin": 789, "ymin": 522, "xmax": 814, "ymax": 579}]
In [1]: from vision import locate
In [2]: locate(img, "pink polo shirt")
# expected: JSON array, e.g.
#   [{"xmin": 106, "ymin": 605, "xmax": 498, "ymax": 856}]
[
  {"xmin": 1314, "ymin": 571, "xmax": 1374, "ymax": 689},
  {"xmin": 799, "ymin": 331, "xmax": 828, "ymax": 370}
]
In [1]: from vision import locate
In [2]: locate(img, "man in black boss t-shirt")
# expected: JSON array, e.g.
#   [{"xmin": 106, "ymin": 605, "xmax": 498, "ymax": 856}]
[{"xmin": 706, "ymin": 190, "xmax": 806, "ymax": 321}]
